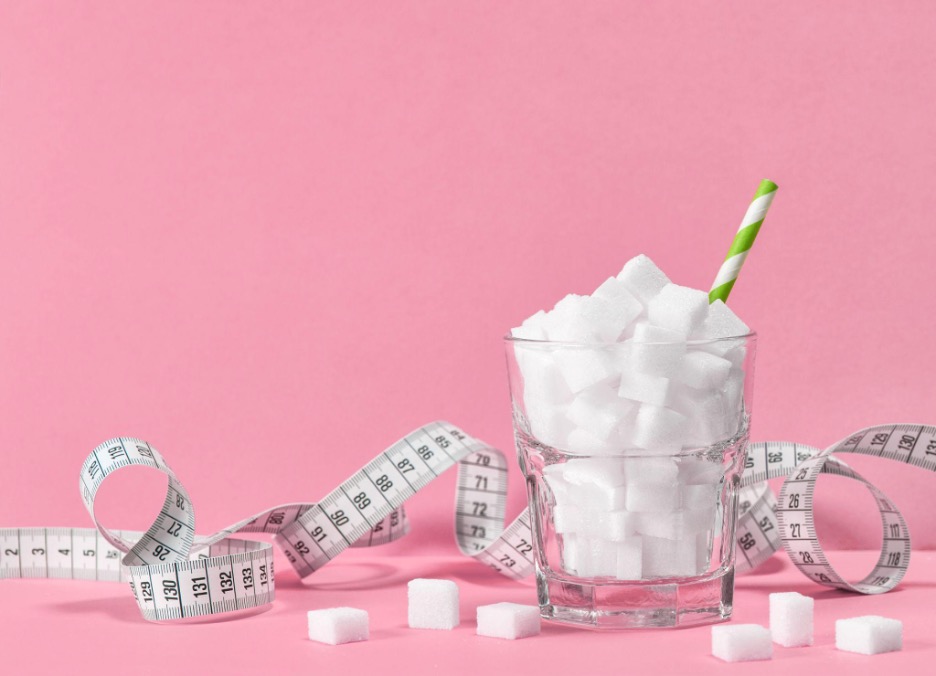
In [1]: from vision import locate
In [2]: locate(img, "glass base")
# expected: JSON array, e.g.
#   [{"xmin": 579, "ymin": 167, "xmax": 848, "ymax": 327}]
[{"xmin": 537, "ymin": 565, "xmax": 734, "ymax": 629}]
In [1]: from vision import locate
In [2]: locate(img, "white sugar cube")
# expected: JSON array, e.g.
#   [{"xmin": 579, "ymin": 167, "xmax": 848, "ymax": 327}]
[
  {"xmin": 617, "ymin": 254, "xmax": 671, "ymax": 305},
  {"xmin": 554, "ymin": 348, "xmax": 616, "ymax": 393},
  {"xmin": 623, "ymin": 456, "xmax": 679, "ymax": 484},
  {"xmin": 642, "ymin": 534, "xmax": 702, "ymax": 577},
  {"xmin": 476, "ymin": 602, "xmax": 541, "ymax": 640},
  {"xmin": 628, "ymin": 323, "xmax": 687, "ymax": 378},
  {"xmin": 677, "ymin": 351, "xmax": 732, "ymax": 391},
  {"xmin": 581, "ymin": 293, "xmax": 641, "ymax": 342},
  {"xmin": 552, "ymin": 503, "xmax": 583, "ymax": 533},
  {"xmin": 625, "ymin": 483, "xmax": 679, "ymax": 512},
  {"xmin": 637, "ymin": 507, "xmax": 716, "ymax": 540},
  {"xmin": 307, "ymin": 607, "xmax": 369, "ymax": 645},
  {"xmin": 566, "ymin": 427, "xmax": 618, "ymax": 455},
  {"xmin": 712, "ymin": 624, "xmax": 773, "ymax": 662},
  {"xmin": 408, "ymin": 579, "xmax": 459, "ymax": 630},
  {"xmin": 562, "ymin": 535, "xmax": 619, "ymax": 577},
  {"xmin": 647, "ymin": 284, "xmax": 709, "ymax": 335},
  {"xmin": 587, "ymin": 509, "xmax": 639, "ymax": 541},
  {"xmin": 567, "ymin": 386, "xmax": 635, "ymax": 441},
  {"xmin": 593, "ymin": 276, "xmax": 644, "ymax": 322},
  {"xmin": 517, "ymin": 347, "xmax": 572, "ymax": 406},
  {"xmin": 544, "ymin": 294, "xmax": 592, "ymax": 342},
  {"xmin": 770, "ymin": 592, "xmax": 814, "ymax": 647},
  {"xmin": 525, "ymin": 400, "xmax": 572, "ymax": 449},
  {"xmin": 836, "ymin": 615, "xmax": 902, "ymax": 655},
  {"xmin": 695, "ymin": 299, "xmax": 749, "ymax": 342},
  {"xmin": 553, "ymin": 457, "xmax": 629, "ymax": 488},
  {"xmin": 678, "ymin": 482, "xmax": 719, "ymax": 509},
  {"xmin": 632, "ymin": 404, "xmax": 688, "ymax": 452},
  {"xmin": 615, "ymin": 538, "xmax": 643, "ymax": 580},
  {"xmin": 678, "ymin": 457, "xmax": 725, "ymax": 485},
  {"xmin": 619, "ymin": 371, "xmax": 670, "ymax": 406},
  {"xmin": 511, "ymin": 310, "xmax": 549, "ymax": 340}
]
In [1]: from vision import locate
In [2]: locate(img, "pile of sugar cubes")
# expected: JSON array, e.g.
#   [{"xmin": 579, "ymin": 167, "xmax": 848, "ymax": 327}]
[
  {"xmin": 712, "ymin": 591, "xmax": 903, "ymax": 662},
  {"xmin": 511, "ymin": 255, "xmax": 750, "ymax": 580},
  {"xmin": 306, "ymin": 578, "xmax": 541, "ymax": 645}
]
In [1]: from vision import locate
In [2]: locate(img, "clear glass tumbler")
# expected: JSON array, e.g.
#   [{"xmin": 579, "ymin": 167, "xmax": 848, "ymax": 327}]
[{"xmin": 505, "ymin": 331, "xmax": 756, "ymax": 629}]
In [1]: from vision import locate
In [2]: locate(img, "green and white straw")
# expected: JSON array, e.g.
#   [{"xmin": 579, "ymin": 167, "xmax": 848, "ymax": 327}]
[{"xmin": 709, "ymin": 179, "xmax": 778, "ymax": 304}]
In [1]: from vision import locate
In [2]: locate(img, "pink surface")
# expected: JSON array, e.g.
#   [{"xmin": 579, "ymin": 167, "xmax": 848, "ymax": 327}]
[
  {"xmin": 1, "ymin": 549, "xmax": 934, "ymax": 674},
  {"xmin": 1, "ymin": 0, "xmax": 936, "ymax": 584}
]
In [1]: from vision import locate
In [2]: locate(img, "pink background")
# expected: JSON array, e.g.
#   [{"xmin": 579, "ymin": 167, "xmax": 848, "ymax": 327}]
[{"xmin": 2, "ymin": 0, "xmax": 936, "ymax": 560}]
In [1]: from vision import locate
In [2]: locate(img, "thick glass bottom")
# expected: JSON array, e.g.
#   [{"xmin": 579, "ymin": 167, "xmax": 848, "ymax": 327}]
[{"xmin": 537, "ymin": 564, "xmax": 734, "ymax": 629}]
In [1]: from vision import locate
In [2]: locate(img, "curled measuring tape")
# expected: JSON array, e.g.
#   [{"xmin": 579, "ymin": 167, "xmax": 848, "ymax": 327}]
[
  {"xmin": 0, "ymin": 422, "xmax": 932, "ymax": 621},
  {"xmin": 0, "ymin": 422, "xmax": 534, "ymax": 621}
]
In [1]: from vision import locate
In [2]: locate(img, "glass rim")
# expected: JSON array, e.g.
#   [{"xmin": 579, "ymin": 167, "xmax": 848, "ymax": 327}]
[{"xmin": 503, "ymin": 330, "xmax": 756, "ymax": 347}]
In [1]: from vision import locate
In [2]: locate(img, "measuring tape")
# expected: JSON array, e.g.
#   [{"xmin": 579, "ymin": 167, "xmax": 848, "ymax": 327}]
[{"xmin": 1, "ymin": 422, "xmax": 932, "ymax": 621}]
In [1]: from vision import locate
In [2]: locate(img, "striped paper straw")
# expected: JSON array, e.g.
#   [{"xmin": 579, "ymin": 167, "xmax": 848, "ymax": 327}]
[{"xmin": 709, "ymin": 179, "xmax": 778, "ymax": 304}]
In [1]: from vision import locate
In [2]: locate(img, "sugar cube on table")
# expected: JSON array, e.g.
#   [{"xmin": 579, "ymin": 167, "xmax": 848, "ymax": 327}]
[
  {"xmin": 770, "ymin": 591, "xmax": 814, "ymax": 647},
  {"xmin": 647, "ymin": 284, "xmax": 709, "ymax": 335},
  {"xmin": 408, "ymin": 579, "xmax": 460, "ymax": 630},
  {"xmin": 476, "ymin": 602, "xmax": 542, "ymax": 640},
  {"xmin": 307, "ymin": 608, "xmax": 369, "ymax": 645},
  {"xmin": 617, "ymin": 254, "xmax": 671, "ymax": 305},
  {"xmin": 835, "ymin": 615, "xmax": 903, "ymax": 655},
  {"xmin": 712, "ymin": 624, "xmax": 773, "ymax": 662}
]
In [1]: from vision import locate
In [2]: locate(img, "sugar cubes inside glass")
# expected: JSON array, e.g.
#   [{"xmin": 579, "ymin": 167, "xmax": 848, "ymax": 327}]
[
  {"xmin": 476, "ymin": 602, "xmax": 541, "ymax": 640},
  {"xmin": 770, "ymin": 591, "xmax": 813, "ymax": 647},
  {"xmin": 408, "ymin": 578, "xmax": 459, "ymax": 630},
  {"xmin": 711, "ymin": 624, "xmax": 773, "ymax": 662},
  {"xmin": 510, "ymin": 254, "xmax": 752, "ymax": 583},
  {"xmin": 307, "ymin": 607, "xmax": 369, "ymax": 645},
  {"xmin": 835, "ymin": 615, "xmax": 903, "ymax": 655}
]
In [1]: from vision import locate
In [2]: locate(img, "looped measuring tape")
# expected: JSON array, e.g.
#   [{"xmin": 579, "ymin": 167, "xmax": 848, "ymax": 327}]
[{"xmin": 1, "ymin": 421, "xmax": 932, "ymax": 621}]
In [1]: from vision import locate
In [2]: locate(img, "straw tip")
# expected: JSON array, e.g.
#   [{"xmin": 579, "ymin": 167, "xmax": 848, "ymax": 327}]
[{"xmin": 755, "ymin": 179, "xmax": 778, "ymax": 197}]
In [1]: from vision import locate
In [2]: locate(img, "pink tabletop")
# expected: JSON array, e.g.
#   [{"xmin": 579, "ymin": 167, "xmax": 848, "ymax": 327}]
[{"xmin": 1, "ymin": 548, "xmax": 933, "ymax": 675}]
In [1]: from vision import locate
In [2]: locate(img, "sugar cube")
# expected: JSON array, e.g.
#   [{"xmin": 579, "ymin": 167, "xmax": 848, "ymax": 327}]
[
  {"xmin": 677, "ymin": 351, "xmax": 732, "ymax": 391},
  {"xmin": 712, "ymin": 624, "xmax": 773, "ymax": 662},
  {"xmin": 554, "ymin": 347, "xmax": 616, "ymax": 393},
  {"xmin": 835, "ymin": 615, "xmax": 902, "ymax": 655},
  {"xmin": 647, "ymin": 284, "xmax": 709, "ymax": 335},
  {"xmin": 476, "ymin": 602, "xmax": 542, "ymax": 640},
  {"xmin": 408, "ymin": 579, "xmax": 459, "ymax": 630},
  {"xmin": 617, "ymin": 254, "xmax": 671, "ymax": 305},
  {"xmin": 544, "ymin": 294, "xmax": 592, "ymax": 342},
  {"xmin": 511, "ymin": 310, "xmax": 548, "ymax": 340},
  {"xmin": 623, "ymin": 456, "xmax": 679, "ymax": 484},
  {"xmin": 524, "ymin": 400, "xmax": 572, "ymax": 449},
  {"xmin": 552, "ymin": 504, "xmax": 583, "ymax": 533},
  {"xmin": 770, "ymin": 592, "xmax": 814, "ymax": 647},
  {"xmin": 637, "ymin": 507, "xmax": 716, "ymax": 540},
  {"xmin": 517, "ymin": 346, "xmax": 572, "ymax": 406},
  {"xmin": 553, "ymin": 457, "xmax": 628, "ymax": 488},
  {"xmin": 642, "ymin": 534, "xmax": 701, "ymax": 577},
  {"xmin": 580, "ymin": 293, "xmax": 640, "ymax": 342},
  {"xmin": 625, "ymin": 482, "xmax": 679, "ymax": 512},
  {"xmin": 566, "ymin": 427, "xmax": 618, "ymax": 455},
  {"xmin": 614, "ymin": 538, "xmax": 643, "ymax": 580},
  {"xmin": 628, "ymin": 323, "xmax": 687, "ymax": 378},
  {"xmin": 592, "ymin": 276, "xmax": 644, "ymax": 321},
  {"xmin": 619, "ymin": 371, "xmax": 671, "ymax": 406},
  {"xmin": 567, "ymin": 386, "xmax": 633, "ymax": 440},
  {"xmin": 586, "ymin": 509, "xmax": 639, "ymax": 541},
  {"xmin": 632, "ymin": 404, "xmax": 688, "ymax": 452},
  {"xmin": 695, "ymin": 299, "xmax": 749, "ymax": 342},
  {"xmin": 307, "ymin": 607, "xmax": 369, "ymax": 645}
]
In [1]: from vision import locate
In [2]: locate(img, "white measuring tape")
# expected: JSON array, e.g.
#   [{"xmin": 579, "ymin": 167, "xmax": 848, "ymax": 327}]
[{"xmin": 1, "ymin": 422, "xmax": 931, "ymax": 621}]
